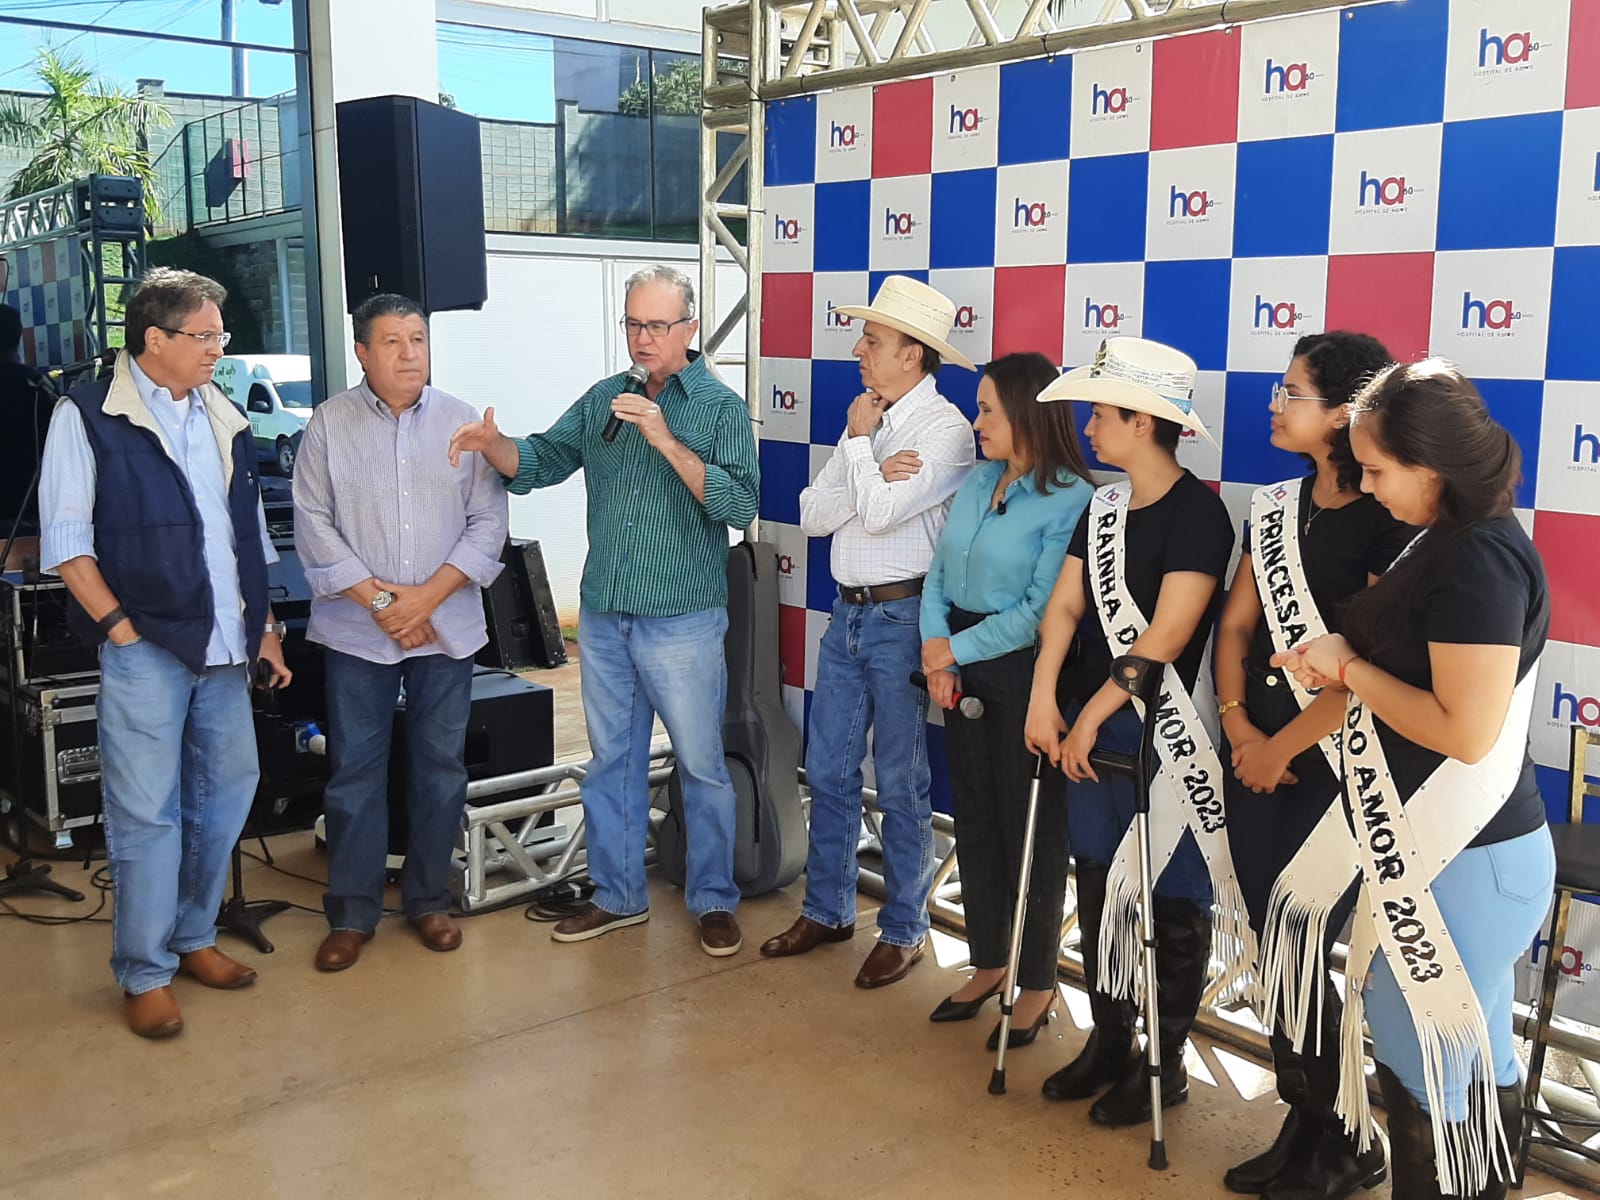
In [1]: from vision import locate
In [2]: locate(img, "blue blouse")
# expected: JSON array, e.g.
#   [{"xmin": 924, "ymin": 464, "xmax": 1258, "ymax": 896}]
[{"xmin": 920, "ymin": 458, "xmax": 1091, "ymax": 666}]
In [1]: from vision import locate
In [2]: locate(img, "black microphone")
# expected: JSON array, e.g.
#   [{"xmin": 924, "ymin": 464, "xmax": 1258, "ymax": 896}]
[
  {"xmin": 601, "ymin": 363, "xmax": 652, "ymax": 444},
  {"xmin": 996, "ymin": 499, "xmax": 1007, "ymax": 515},
  {"xmin": 910, "ymin": 670, "xmax": 985, "ymax": 719}
]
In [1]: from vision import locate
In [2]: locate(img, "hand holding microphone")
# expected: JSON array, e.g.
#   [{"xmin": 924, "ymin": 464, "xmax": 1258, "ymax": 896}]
[
  {"xmin": 602, "ymin": 363, "xmax": 653, "ymax": 444},
  {"xmin": 910, "ymin": 670, "xmax": 984, "ymax": 719}
]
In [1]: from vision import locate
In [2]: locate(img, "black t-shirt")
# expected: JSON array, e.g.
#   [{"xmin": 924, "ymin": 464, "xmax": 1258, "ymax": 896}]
[
  {"xmin": 0, "ymin": 362, "xmax": 56, "ymax": 539},
  {"xmin": 1062, "ymin": 471, "xmax": 1235, "ymax": 704},
  {"xmin": 1349, "ymin": 513, "xmax": 1549, "ymax": 848},
  {"xmin": 1241, "ymin": 486, "xmax": 1417, "ymax": 669}
]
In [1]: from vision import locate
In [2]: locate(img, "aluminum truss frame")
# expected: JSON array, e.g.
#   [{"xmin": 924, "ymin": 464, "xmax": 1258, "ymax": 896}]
[{"xmin": 696, "ymin": 1, "xmax": 1600, "ymax": 1186}]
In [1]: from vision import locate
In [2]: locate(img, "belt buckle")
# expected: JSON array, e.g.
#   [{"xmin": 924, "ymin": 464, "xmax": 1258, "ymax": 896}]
[{"xmin": 861, "ymin": 584, "xmax": 877, "ymax": 604}]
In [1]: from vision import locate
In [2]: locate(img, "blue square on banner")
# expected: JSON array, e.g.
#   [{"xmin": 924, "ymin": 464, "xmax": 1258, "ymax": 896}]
[
  {"xmin": 814, "ymin": 180, "xmax": 871, "ymax": 272},
  {"xmin": 999, "ymin": 56, "xmax": 1072, "ymax": 166},
  {"xmin": 1069, "ymin": 154, "xmax": 1148, "ymax": 263},
  {"xmin": 940, "ymin": 366, "xmax": 980, "ymax": 418},
  {"xmin": 1336, "ymin": 0, "xmax": 1446, "ymax": 132},
  {"xmin": 807, "ymin": 536, "xmax": 839, "ymax": 613},
  {"xmin": 765, "ymin": 97, "xmax": 817, "ymax": 186},
  {"xmin": 869, "ymin": 268, "xmax": 928, "ymax": 301},
  {"xmin": 1535, "ymin": 765, "xmax": 1582, "ymax": 827},
  {"xmin": 1438, "ymin": 114, "xmax": 1561, "ymax": 251},
  {"xmin": 1223, "ymin": 373, "xmax": 1307, "ymax": 484},
  {"xmin": 812, "ymin": 359, "xmax": 865, "ymax": 444},
  {"xmin": 758, "ymin": 440, "xmax": 812, "ymax": 525},
  {"xmin": 1235, "ymin": 136, "xmax": 1334, "ymax": 258},
  {"xmin": 930, "ymin": 169, "xmax": 998, "ymax": 270},
  {"xmin": 1144, "ymin": 260, "xmax": 1232, "ymax": 371},
  {"xmin": 1474, "ymin": 378, "xmax": 1542, "ymax": 507},
  {"xmin": 1549, "ymin": 247, "xmax": 1600, "ymax": 381}
]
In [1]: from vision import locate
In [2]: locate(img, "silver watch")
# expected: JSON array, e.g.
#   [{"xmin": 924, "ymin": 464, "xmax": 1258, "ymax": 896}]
[
  {"xmin": 264, "ymin": 621, "xmax": 287, "ymax": 637},
  {"xmin": 370, "ymin": 590, "xmax": 395, "ymax": 612}
]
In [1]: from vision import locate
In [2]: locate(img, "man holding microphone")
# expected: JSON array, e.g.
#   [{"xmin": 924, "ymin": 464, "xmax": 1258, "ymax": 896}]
[{"xmin": 448, "ymin": 265, "xmax": 759, "ymax": 957}]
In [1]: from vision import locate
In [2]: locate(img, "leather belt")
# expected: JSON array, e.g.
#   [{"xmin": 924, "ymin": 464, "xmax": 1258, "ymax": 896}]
[{"xmin": 839, "ymin": 577, "xmax": 924, "ymax": 605}]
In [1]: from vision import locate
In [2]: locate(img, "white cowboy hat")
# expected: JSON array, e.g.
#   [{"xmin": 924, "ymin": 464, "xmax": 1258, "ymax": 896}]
[
  {"xmin": 1036, "ymin": 336, "xmax": 1218, "ymax": 449},
  {"xmin": 833, "ymin": 275, "xmax": 977, "ymax": 371}
]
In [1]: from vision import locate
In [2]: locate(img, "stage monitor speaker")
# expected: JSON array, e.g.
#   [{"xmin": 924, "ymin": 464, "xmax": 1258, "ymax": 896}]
[{"xmin": 334, "ymin": 94, "xmax": 487, "ymax": 315}]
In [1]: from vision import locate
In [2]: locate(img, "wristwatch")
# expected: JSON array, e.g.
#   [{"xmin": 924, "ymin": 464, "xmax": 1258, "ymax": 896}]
[
  {"xmin": 264, "ymin": 621, "xmax": 287, "ymax": 638},
  {"xmin": 370, "ymin": 590, "xmax": 395, "ymax": 612}
]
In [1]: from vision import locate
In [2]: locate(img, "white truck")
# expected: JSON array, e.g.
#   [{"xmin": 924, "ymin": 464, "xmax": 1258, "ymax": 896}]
[{"xmin": 210, "ymin": 354, "xmax": 314, "ymax": 475}]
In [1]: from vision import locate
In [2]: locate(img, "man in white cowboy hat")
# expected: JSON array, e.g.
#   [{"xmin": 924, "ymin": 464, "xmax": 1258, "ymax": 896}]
[
  {"xmin": 761, "ymin": 275, "xmax": 976, "ymax": 988},
  {"xmin": 1022, "ymin": 335, "xmax": 1241, "ymax": 1127}
]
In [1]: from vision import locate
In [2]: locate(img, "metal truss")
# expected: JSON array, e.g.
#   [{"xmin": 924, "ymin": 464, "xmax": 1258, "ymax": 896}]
[{"xmin": 0, "ymin": 179, "xmax": 79, "ymax": 252}]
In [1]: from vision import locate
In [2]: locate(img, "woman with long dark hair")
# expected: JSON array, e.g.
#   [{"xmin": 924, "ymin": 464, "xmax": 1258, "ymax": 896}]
[
  {"xmin": 920, "ymin": 352, "xmax": 1094, "ymax": 1049},
  {"xmin": 1275, "ymin": 360, "xmax": 1553, "ymax": 1200},
  {"xmin": 1213, "ymin": 332, "xmax": 1412, "ymax": 1199}
]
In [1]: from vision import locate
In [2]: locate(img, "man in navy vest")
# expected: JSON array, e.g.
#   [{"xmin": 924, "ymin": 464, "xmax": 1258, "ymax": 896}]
[{"xmin": 39, "ymin": 268, "xmax": 290, "ymax": 1039}]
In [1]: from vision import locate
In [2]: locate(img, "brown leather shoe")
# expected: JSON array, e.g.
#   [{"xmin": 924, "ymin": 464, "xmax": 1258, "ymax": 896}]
[
  {"xmin": 760, "ymin": 915, "xmax": 855, "ymax": 958},
  {"xmin": 177, "ymin": 946, "xmax": 258, "ymax": 989},
  {"xmin": 699, "ymin": 910, "xmax": 743, "ymax": 957},
  {"xmin": 408, "ymin": 912, "xmax": 462, "ymax": 952},
  {"xmin": 315, "ymin": 929, "xmax": 373, "ymax": 972},
  {"xmin": 124, "ymin": 986, "xmax": 183, "ymax": 1039},
  {"xmin": 551, "ymin": 902, "xmax": 649, "ymax": 943},
  {"xmin": 854, "ymin": 937, "xmax": 926, "ymax": 989}
]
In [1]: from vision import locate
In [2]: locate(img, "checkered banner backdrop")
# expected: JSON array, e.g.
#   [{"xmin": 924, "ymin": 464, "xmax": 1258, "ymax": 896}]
[
  {"xmin": 755, "ymin": 0, "xmax": 1600, "ymax": 819},
  {"xmin": 4, "ymin": 234, "xmax": 89, "ymax": 370}
]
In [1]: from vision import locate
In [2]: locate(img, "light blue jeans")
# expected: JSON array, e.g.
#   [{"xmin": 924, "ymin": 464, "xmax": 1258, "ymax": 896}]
[
  {"xmin": 802, "ymin": 596, "xmax": 933, "ymax": 948},
  {"xmin": 96, "ymin": 638, "xmax": 259, "ymax": 995},
  {"xmin": 578, "ymin": 606, "xmax": 739, "ymax": 917},
  {"xmin": 1364, "ymin": 825, "xmax": 1556, "ymax": 1113}
]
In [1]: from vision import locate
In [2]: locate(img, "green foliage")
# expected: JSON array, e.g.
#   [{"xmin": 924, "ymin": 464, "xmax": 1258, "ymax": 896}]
[
  {"xmin": 0, "ymin": 47, "xmax": 170, "ymax": 221},
  {"xmin": 146, "ymin": 232, "xmax": 264, "ymax": 354},
  {"xmin": 618, "ymin": 58, "xmax": 702, "ymax": 117}
]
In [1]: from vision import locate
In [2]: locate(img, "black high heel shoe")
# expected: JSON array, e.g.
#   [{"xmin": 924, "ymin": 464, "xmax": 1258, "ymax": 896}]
[
  {"xmin": 986, "ymin": 1001, "xmax": 1058, "ymax": 1051},
  {"xmin": 929, "ymin": 982, "xmax": 1003, "ymax": 1023}
]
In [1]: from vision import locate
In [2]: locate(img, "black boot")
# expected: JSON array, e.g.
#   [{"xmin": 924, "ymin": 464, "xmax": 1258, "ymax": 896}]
[
  {"xmin": 1377, "ymin": 1062, "xmax": 1445, "ymax": 1200},
  {"xmin": 1042, "ymin": 863, "xmax": 1139, "ymax": 1102},
  {"xmin": 1090, "ymin": 895, "xmax": 1212, "ymax": 1128},
  {"xmin": 1263, "ymin": 993, "xmax": 1386, "ymax": 1199},
  {"xmin": 1224, "ymin": 1030, "xmax": 1318, "ymax": 1193},
  {"xmin": 1477, "ymin": 1080, "xmax": 1525, "ymax": 1200}
]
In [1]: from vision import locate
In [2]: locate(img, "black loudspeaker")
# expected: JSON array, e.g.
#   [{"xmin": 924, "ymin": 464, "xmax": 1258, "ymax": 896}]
[
  {"xmin": 334, "ymin": 94, "xmax": 488, "ymax": 314},
  {"xmin": 478, "ymin": 539, "xmax": 568, "ymax": 670}
]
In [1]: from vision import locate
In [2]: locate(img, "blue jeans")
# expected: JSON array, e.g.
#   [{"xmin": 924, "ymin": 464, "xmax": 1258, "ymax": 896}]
[
  {"xmin": 579, "ymin": 606, "xmax": 739, "ymax": 917},
  {"xmin": 1365, "ymin": 825, "xmax": 1555, "ymax": 1114},
  {"xmin": 96, "ymin": 639, "xmax": 259, "ymax": 995},
  {"xmin": 1064, "ymin": 704, "xmax": 1213, "ymax": 905},
  {"xmin": 803, "ymin": 596, "xmax": 933, "ymax": 948},
  {"xmin": 322, "ymin": 650, "xmax": 474, "ymax": 932}
]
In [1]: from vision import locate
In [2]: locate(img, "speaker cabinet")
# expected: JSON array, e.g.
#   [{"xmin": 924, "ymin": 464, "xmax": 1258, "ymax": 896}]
[{"xmin": 334, "ymin": 94, "xmax": 488, "ymax": 314}]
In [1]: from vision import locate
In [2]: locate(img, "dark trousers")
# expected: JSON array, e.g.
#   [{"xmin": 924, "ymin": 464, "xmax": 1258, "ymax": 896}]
[
  {"xmin": 1224, "ymin": 661, "xmax": 1355, "ymax": 1106},
  {"xmin": 944, "ymin": 610, "xmax": 1068, "ymax": 992},
  {"xmin": 322, "ymin": 649, "xmax": 474, "ymax": 932}
]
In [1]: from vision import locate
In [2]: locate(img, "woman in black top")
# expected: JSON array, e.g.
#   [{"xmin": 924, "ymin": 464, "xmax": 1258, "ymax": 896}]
[
  {"xmin": 1277, "ymin": 361, "xmax": 1554, "ymax": 1200},
  {"xmin": 1213, "ymin": 333, "xmax": 1412, "ymax": 1199}
]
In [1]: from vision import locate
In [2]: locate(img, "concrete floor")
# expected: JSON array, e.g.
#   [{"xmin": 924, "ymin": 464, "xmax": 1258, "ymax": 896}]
[{"xmin": 0, "ymin": 836, "xmax": 1584, "ymax": 1200}]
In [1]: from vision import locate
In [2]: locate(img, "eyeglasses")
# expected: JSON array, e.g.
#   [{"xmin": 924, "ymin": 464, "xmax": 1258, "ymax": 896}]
[
  {"xmin": 1269, "ymin": 380, "xmax": 1321, "ymax": 413},
  {"xmin": 160, "ymin": 327, "xmax": 232, "ymax": 349},
  {"xmin": 620, "ymin": 317, "xmax": 693, "ymax": 340}
]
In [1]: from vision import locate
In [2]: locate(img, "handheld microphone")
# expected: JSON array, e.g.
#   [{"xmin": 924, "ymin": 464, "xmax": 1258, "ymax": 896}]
[
  {"xmin": 602, "ymin": 364, "xmax": 652, "ymax": 444},
  {"xmin": 910, "ymin": 670, "xmax": 985, "ymax": 719}
]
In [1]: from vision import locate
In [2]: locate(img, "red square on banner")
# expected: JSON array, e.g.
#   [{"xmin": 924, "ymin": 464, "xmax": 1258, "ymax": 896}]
[
  {"xmin": 1569, "ymin": 0, "xmax": 1600, "ymax": 108},
  {"xmin": 778, "ymin": 604, "xmax": 809, "ymax": 689},
  {"xmin": 1535, "ymin": 512, "xmax": 1600, "ymax": 648},
  {"xmin": 873, "ymin": 78, "xmax": 933, "ymax": 178},
  {"xmin": 992, "ymin": 265, "xmax": 1065, "ymax": 362},
  {"xmin": 1150, "ymin": 30, "xmax": 1241, "ymax": 151},
  {"xmin": 1325, "ymin": 254, "xmax": 1434, "ymax": 364},
  {"xmin": 761, "ymin": 273, "xmax": 813, "ymax": 359}
]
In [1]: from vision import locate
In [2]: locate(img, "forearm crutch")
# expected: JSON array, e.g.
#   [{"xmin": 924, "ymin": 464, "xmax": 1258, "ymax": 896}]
[
  {"xmin": 988, "ymin": 751, "xmax": 1047, "ymax": 1097},
  {"xmin": 1088, "ymin": 653, "xmax": 1169, "ymax": 1171}
]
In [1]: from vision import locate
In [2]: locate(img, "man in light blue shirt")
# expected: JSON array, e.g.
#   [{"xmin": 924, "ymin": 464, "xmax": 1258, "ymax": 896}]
[
  {"xmin": 39, "ymin": 268, "xmax": 290, "ymax": 1039},
  {"xmin": 294, "ymin": 293, "xmax": 508, "ymax": 972}
]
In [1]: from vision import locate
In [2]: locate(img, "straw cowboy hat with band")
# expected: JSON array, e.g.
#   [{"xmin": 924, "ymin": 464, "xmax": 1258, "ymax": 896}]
[
  {"xmin": 833, "ymin": 276, "xmax": 977, "ymax": 372},
  {"xmin": 1037, "ymin": 336, "xmax": 1218, "ymax": 450}
]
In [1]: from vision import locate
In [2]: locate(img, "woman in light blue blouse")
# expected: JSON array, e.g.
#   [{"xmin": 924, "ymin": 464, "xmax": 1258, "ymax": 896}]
[{"xmin": 921, "ymin": 352, "xmax": 1095, "ymax": 1049}]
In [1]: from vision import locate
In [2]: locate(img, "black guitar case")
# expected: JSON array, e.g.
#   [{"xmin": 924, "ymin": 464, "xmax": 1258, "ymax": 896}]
[{"xmin": 657, "ymin": 541, "xmax": 805, "ymax": 897}]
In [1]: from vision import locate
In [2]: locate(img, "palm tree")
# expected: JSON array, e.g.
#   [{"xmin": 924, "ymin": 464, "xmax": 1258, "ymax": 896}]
[{"xmin": 0, "ymin": 47, "xmax": 170, "ymax": 220}]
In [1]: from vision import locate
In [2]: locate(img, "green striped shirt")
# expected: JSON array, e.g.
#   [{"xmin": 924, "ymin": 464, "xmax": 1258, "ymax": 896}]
[{"xmin": 506, "ymin": 352, "xmax": 759, "ymax": 617}]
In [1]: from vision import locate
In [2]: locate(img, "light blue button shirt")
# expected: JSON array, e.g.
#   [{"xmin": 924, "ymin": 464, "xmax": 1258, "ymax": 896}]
[
  {"xmin": 920, "ymin": 458, "xmax": 1092, "ymax": 666},
  {"xmin": 39, "ymin": 357, "xmax": 277, "ymax": 667}
]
